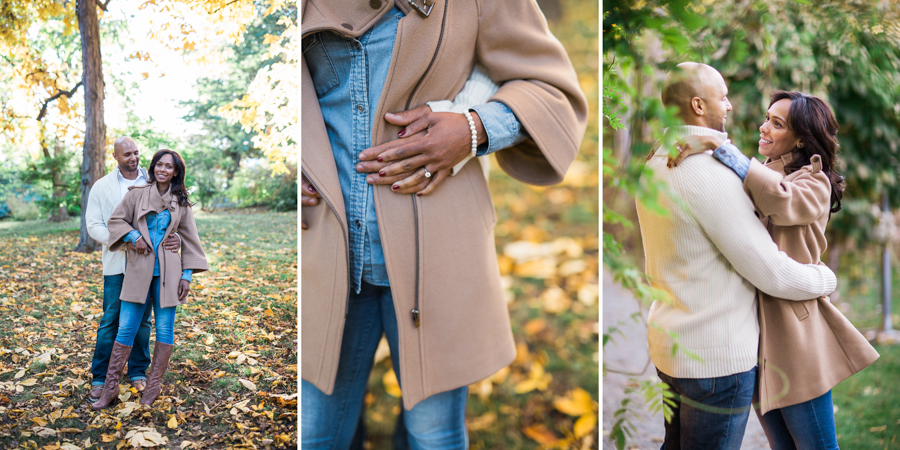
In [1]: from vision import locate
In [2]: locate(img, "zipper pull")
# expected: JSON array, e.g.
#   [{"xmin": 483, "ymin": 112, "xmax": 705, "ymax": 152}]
[{"xmin": 411, "ymin": 309, "xmax": 420, "ymax": 328}]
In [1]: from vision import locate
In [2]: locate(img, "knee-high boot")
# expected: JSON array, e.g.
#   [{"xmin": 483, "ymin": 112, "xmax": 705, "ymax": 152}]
[
  {"xmin": 140, "ymin": 341, "xmax": 174, "ymax": 406},
  {"xmin": 91, "ymin": 341, "xmax": 132, "ymax": 410}
]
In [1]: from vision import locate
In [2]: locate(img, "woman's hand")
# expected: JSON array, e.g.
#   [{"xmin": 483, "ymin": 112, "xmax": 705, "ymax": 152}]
[
  {"xmin": 355, "ymin": 105, "xmax": 487, "ymax": 195},
  {"xmin": 162, "ymin": 234, "xmax": 180, "ymax": 253},
  {"xmin": 126, "ymin": 236, "xmax": 150, "ymax": 254},
  {"xmin": 668, "ymin": 135, "xmax": 724, "ymax": 168},
  {"xmin": 301, "ymin": 172, "xmax": 321, "ymax": 230},
  {"xmin": 178, "ymin": 280, "xmax": 190, "ymax": 301}
]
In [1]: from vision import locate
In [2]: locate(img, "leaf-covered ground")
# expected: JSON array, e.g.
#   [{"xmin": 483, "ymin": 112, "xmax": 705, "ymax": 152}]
[
  {"xmin": 0, "ymin": 210, "xmax": 297, "ymax": 449},
  {"xmin": 361, "ymin": 1, "xmax": 600, "ymax": 447}
]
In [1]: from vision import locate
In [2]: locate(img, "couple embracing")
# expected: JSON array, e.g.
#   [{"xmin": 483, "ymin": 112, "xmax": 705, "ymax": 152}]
[
  {"xmin": 638, "ymin": 62, "xmax": 879, "ymax": 449},
  {"xmin": 85, "ymin": 137, "xmax": 207, "ymax": 411}
]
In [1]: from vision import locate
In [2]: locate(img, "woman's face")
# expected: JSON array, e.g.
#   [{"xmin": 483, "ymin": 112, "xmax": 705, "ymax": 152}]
[
  {"xmin": 154, "ymin": 154, "xmax": 177, "ymax": 184},
  {"xmin": 758, "ymin": 99, "xmax": 801, "ymax": 159}
]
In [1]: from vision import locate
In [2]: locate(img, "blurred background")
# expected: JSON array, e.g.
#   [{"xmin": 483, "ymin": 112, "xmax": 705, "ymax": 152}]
[{"xmin": 603, "ymin": 0, "xmax": 900, "ymax": 448}]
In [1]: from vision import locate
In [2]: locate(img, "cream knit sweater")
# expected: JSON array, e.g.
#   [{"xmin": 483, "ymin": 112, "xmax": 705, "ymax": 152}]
[{"xmin": 636, "ymin": 125, "xmax": 837, "ymax": 379}]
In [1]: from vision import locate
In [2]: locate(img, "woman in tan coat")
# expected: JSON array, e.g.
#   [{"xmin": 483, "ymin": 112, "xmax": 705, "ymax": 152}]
[
  {"xmin": 91, "ymin": 150, "xmax": 208, "ymax": 410},
  {"xmin": 675, "ymin": 91, "xmax": 878, "ymax": 449}
]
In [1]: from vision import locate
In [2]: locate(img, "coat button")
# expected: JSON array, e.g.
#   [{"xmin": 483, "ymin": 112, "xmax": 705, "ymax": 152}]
[{"xmin": 370, "ymin": 0, "xmax": 382, "ymax": 8}]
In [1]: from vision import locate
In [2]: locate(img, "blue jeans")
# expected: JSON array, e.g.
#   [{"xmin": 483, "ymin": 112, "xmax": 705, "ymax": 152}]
[
  {"xmin": 302, "ymin": 283, "xmax": 468, "ymax": 450},
  {"xmin": 91, "ymin": 274, "xmax": 151, "ymax": 386},
  {"xmin": 116, "ymin": 277, "xmax": 177, "ymax": 346},
  {"xmin": 657, "ymin": 366, "xmax": 757, "ymax": 450},
  {"xmin": 757, "ymin": 391, "xmax": 839, "ymax": 450}
]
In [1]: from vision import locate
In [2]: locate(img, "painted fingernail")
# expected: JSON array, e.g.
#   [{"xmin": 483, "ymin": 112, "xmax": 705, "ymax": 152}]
[
  {"xmin": 379, "ymin": 171, "xmax": 386, "ymax": 176},
  {"xmin": 398, "ymin": 129, "xmax": 406, "ymax": 137},
  {"xmin": 392, "ymin": 184, "xmax": 399, "ymax": 190},
  {"xmin": 416, "ymin": 192, "xmax": 422, "ymax": 196},
  {"xmin": 376, "ymin": 156, "xmax": 383, "ymax": 162},
  {"xmin": 308, "ymin": 185, "xmax": 316, "ymax": 193}
]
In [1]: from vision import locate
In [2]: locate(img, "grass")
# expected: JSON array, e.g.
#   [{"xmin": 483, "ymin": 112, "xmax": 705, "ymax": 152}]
[
  {"xmin": 0, "ymin": 209, "xmax": 297, "ymax": 449},
  {"xmin": 834, "ymin": 344, "xmax": 900, "ymax": 449}
]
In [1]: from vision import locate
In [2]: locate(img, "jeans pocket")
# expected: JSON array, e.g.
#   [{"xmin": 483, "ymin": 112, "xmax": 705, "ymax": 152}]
[
  {"xmin": 677, "ymin": 377, "xmax": 717, "ymax": 402},
  {"xmin": 302, "ymin": 34, "xmax": 339, "ymax": 98}
]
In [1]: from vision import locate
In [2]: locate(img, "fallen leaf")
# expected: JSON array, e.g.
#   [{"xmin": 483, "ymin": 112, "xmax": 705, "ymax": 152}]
[
  {"xmin": 573, "ymin": 412, "xmax": 597, "ymax": 438},
  {"xmin": 523, "ymin": 424, "xmax": 559, "ymax": 446},
  {"xmin": 167, "ymin": 415, "xmax": 178, "ymax": 429},
  {"xmin": 238, "ymin": 379, "xmax": 256, "ymax": 391}
]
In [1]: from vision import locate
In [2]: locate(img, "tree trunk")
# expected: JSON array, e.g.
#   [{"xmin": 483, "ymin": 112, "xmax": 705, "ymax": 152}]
[{"xmin": 75, "ymin": 0, "xmax": 106, "ymax": 252}]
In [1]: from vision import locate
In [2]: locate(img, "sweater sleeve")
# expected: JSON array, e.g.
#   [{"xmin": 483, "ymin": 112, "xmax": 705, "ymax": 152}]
[
  {"xmin": 743, "ymin": 159, "xmax": 831, "ymax": 227},
  {"xmin": 85, "ymin": 181, "xmax": 110, "ymax": 246},
  {"xmin": 679, "ymin": 155, "xmax": 836, "ymax": 300}
]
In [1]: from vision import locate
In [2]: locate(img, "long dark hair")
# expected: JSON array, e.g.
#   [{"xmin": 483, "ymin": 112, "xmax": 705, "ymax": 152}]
[
  {"xmin": 148, "ymin": 149, "xmax": 192, "ymax": 207},
  {"xmin": 770, "ymin": 90, "xmax": 845, "ymax": 214}
]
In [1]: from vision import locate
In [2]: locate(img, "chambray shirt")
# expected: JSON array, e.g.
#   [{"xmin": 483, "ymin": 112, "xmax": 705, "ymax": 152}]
[
  {"xmin": 304, "ymin": 6, "xmax": 526, "ymax": 294},
  {"xmin": 124, "ymin": 210, "xmax": 193, "ymax": 281}
]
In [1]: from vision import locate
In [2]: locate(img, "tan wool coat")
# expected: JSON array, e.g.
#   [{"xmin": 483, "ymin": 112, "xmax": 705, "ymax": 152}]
[
  {"xmin": 744, "ymin": 153, "xmax": 879, "ymax": 415},
  {"xmin": 107, "ymin": 183, "xmax": 209, "ymax": 309},
  {"xmin": 301, "ymin": 0, "xmax": 587, "ymax": 409}
]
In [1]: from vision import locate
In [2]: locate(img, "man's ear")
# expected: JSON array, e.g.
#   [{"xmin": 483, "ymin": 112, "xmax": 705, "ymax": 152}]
[{"xmin": 691, "ymin": 97, "xmax": 705, "ymax": 116}]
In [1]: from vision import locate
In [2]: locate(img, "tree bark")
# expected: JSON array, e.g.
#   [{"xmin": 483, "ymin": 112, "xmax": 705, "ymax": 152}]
[{"xmin": 75, "ymin": 0, "xmax": 106, "ymax": 252}]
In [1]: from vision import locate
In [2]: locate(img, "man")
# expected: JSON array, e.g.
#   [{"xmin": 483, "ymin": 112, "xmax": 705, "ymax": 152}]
[
  {"xmin": 85, "ymin": 137, "xmax": 179, "ymax": 402},
  {"xmin": 300, "ymin": 0, "xmax": 586, "ymax": 448},
  {"xmin": 635, "ymin": 62, "xmax": 838, "ymax": 449}
]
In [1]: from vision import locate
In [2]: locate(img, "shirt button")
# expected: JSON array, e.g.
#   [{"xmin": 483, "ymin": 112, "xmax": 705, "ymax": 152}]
[
  {"xmin": 355, "ymin": 219, "xmax": 362, "ymax": 229},
  {"xmin": 357, "ymin": 105, "xmax": 365, "ymax": 113}
]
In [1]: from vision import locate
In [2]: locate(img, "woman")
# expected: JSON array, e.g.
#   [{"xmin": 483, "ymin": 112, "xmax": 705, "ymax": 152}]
[
  {"xmin": 91, "ymin": 149, "xmax": 208, "ymax": 410},
  {"xmin": 674, "ymin": 91, "xmax": 879, "ymax": 449},
  {"xmin": 300, "ymin": 0, "xmax": 587, "ymax": 447}
]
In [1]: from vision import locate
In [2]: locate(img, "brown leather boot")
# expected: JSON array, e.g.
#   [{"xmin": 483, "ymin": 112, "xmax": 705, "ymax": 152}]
[
  {"xmin": 91, "ymin": 342, "xmax": 132, "ymax": 410},
  {"xmin": 140, "ymin": 342, "xmax": 174, "ymax": 406}
]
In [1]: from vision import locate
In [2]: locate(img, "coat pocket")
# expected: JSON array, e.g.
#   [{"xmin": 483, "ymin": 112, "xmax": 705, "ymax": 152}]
[{"xmin": 791, "ymin": 299, "xmax": 811, "ymax": 321}]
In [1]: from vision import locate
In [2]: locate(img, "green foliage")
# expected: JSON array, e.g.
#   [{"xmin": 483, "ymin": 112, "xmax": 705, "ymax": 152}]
[{"xmin": 228, "ymin": 163, "xmax": 297, "ymax": 212}]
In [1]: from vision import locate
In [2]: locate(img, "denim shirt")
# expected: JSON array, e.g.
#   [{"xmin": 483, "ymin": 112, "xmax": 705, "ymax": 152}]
[
  {"xmin": 304, "ymin": 6, "xmax": 525, "ymax": 294},
  {"xmin": 124, "ymin": 209, "xmax": 193, "ymax": 281}
]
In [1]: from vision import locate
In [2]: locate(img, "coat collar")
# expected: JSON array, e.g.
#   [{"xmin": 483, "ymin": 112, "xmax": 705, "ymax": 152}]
[
  {"xmin": 764, "ymin": 151, "xmax": 798, "ymax": 176},
  {"xmin": 302, "ymin": 0, "xmax": 395, "ymax": 38}
]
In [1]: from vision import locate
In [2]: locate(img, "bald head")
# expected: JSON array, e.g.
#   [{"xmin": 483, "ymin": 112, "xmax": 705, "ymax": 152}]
[
  {"xmin": 662, "ymin": 62, "xmax": 732, "ymax": 131},
  {"xmin": 112, "ymin": 136, "xmax": 140, "ymax": 179}
]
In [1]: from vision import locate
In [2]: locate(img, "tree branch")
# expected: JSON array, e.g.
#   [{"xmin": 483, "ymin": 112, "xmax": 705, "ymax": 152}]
[
  {"xmin": 37, "ymin": 81, "xmax": 83, "ymax": 121},
  {"xmin": 96, "ymin": 0, "xmax": 111, "ymax": 11},
  {"xmin": 213, "ymin": 0, "xmax": 241, "ymax": 14}
]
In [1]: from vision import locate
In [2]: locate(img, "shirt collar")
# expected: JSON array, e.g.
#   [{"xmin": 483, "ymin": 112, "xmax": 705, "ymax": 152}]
[
  {"xmin": 665, "ymin": 125, "xmax": 729, "ymax": 141},
  {"xmin": 116, "ymin": 166, "xmax": 148, "ymax": 183}
]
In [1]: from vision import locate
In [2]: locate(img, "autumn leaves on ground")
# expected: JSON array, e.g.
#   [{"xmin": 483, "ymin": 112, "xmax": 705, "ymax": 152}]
[{"xmin": 0, "ymin": 211, "xmax": 298, "ymax": 449}]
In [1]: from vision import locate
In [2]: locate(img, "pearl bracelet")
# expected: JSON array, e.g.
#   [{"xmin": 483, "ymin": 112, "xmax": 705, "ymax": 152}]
[{"xmin": 464, "ymin": 110, "xmax": 477, "ymax": 157}]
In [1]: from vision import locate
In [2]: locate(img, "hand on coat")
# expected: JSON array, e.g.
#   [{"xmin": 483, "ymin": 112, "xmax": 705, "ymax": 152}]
[
  {"xmin": 127, "ymin": 236, "xmax": 149, "ymax": 254},
  {"xmin": 178, "ymin": 279, "xmax": 190, "ymax": 301},
  {"xmin": 301, "ymin": 172, "xmax": 321, "ymax": 230},
  {"xmin": 668, "ymin": 135, "xmax": 724, "ymax": 168},
  {"xmin": 356, "ymin": 105, "xmax": 487, "ymax": 196},
  {"xmin": 162, "ymin": 234, "xmax": 180, "ymax": 252}
]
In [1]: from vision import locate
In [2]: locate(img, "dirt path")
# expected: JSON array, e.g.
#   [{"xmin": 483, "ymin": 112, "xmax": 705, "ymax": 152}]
[{"xmin": 602, "ymin": 271, "xmax": 769, "ymax": 449}]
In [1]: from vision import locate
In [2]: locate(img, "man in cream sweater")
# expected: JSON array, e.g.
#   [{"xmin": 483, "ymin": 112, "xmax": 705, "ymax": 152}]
[
  {"xmin": 636, "ymin": 63, "xmax": 837, "ymax": 448},
  {"xmin": 85, "ymin": 137, "xmax": 179, "ymax": 402}
]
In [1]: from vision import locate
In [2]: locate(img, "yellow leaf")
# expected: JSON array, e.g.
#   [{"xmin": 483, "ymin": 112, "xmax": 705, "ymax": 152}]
[
  {"xmin": 102, "ymin": 433, "xmax": 116, "ymax": 442},
  {"xmin": 14, "ymin": 369, "xmax": 25, "ymax": 379},
  {"xmin": 31, "ymin": 417, "xmax": 48, "ymax": 426},
  {"xmin": 382, "ymin": 369, "xmax": 402, "ymax": 398},
  {"xmin": 541, "ymin": 286, "xmax": 571, "ymax": 314},
  {"xmin": 167, "ymin": 415, "xmax": 178, "ymax": 429},
  {"xmin": 573, "ymin": 412, "xmax": 597, "ymax": 438},
  {"xmin": 523, "ymin": 318, "xmax": 547, "ymax": 336},
  {"xmin": 141, "ymin": 72, "xmax": 149, "ymax": 79},
  {"xmin": 238, "ymin": 379, "xmax": 257, "ymax": 391},
  {"xmin": 523, "ymin": 424, "xmax": 559, "ymax": 445},
  {"xmin": 870, "ymin": 425, "xmax": 887, "ymax": 432},
  {"xmin": 553, "ymin": 388, "xmax": 595, "ymax": 417},
  {"xmin": 18, "ymin": 378, "xmax": 37, "ymax": 387}
]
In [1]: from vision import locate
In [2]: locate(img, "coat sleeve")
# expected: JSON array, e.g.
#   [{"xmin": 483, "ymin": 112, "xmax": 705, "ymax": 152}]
[
  {"xmin": 743, "ymin": 159, "xmax": 831, "ymax": 227},
  {"xmin": 86, "ymin": 181, "xmax": 110, "ymax": 246},
  {"xmin": 177, "ymin": 206, "xmax": 209, "ymax": 274},
  {"xmin": 474, "ymin": 0, "xmax": 588, "ymax": 186},
  {"xmin": 679, "ymin": 155, "xmax": 836, "ymax": 301},
  {"xmin": 107, "ymin": 190, "xmax": 139, "ymax": 252}
]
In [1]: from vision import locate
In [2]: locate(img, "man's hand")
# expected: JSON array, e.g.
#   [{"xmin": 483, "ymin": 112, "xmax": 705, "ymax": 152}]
[
  {"xmin": 126, "ymin": 236, "xmax": 150, "ymax": 254},
  {"xmin": 668, "ymin": 135, "xmax": 724, "ymax": 168},
  {"xmin": 355, "ymin": 105, "xmax": 485, "ymax": 195},
  {"xmin": 301, "ymin": 172, "xmax": 321, "ymax": 230},
  {"xmin": 162, "ymin": 234, "xmax": 180, "ymax": 253},
  {"xmin": 178, "ymin": 279, "xmax": 190, "ymax": 301}
]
